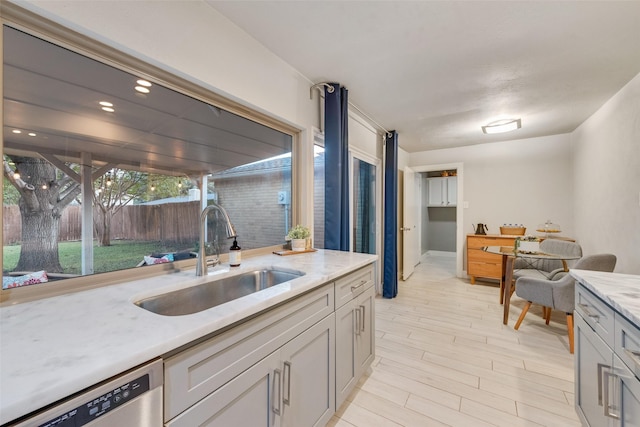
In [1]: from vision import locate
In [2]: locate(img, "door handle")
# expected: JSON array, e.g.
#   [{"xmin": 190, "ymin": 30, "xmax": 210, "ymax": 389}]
[
  {"xmin": 359, "ymin": 305, "xmax": 366, "ymax": 332},
  {"xmin": 400, "ymin": 227, "xmax": 410, "ymax": 231},
  {"xmin": 354, "ymin": 307, "xmax": 361, "ymax": 335}
]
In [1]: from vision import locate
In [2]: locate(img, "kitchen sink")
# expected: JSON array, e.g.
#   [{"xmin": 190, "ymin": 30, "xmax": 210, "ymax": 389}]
[{"xmin": 135, "ymin": 267, "xmax": 305, "ymax": 316}]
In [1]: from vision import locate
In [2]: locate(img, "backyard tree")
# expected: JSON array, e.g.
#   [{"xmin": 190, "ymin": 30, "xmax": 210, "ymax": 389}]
[
  {"xmin": 93, "ymin": 169, "xmax": 145, "ymax": 247},
  {"xmin": 3, "ymin": 155, "xmax": 81, "ymax": 273}
]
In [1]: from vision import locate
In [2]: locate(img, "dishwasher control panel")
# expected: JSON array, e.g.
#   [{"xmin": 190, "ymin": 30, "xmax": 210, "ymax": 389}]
[{"xmin": 38, "ymin": 374, "xmax": 150, "ymax": 427}]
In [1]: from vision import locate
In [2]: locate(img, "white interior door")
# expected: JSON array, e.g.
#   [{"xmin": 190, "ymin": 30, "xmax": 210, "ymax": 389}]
[{"xmin": 402, "ymin": 166, "xmax": 418, "ymax": 280}]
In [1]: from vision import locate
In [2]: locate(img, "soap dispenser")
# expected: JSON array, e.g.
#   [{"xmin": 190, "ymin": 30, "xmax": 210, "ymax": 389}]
[{"xmin": 229, "ymin": 238, "xmax": 241, "ymax": 267}]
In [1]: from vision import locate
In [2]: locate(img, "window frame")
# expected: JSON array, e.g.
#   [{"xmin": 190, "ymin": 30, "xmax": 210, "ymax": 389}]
[{"xmin": 0, "ymin": 3, "xmax": 301, "ymax": 305}]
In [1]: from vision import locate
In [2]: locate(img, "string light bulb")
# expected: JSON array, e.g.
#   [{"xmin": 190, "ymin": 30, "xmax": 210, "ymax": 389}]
[
  {"xmin": 13, "ymin": 169, "xmax": 20, "ymax": 180},
  {"xmin": 106, "ymin": 173, "xmax": 112, "ymax": 187},
  {"xmin": 150, "ymin": 182, "xmax": 156, "ymax": 192}
]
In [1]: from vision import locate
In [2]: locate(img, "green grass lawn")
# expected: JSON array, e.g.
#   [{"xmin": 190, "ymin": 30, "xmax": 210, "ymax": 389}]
[{"xmin": 3, "ymin": 240, "xmax": 192, "ymax": 275}]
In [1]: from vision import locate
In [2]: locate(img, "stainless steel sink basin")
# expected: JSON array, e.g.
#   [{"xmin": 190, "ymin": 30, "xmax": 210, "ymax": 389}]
[{"xmin": 135, "ymin": 268, "xmax": 305, "ymax": 316}]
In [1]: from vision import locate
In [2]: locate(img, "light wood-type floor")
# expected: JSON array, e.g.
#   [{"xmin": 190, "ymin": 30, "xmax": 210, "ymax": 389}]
[{"xmin": 328, "ymin": 253, "xmax": 581, "ymax": 427}]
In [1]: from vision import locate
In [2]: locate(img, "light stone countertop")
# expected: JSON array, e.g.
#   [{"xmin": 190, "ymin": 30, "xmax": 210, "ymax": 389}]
[
  {"xmin": 570, "ymin": 269, "xmax": 640, "ymax": 326},
  {"xmin": 0, "ymin": 249, "xmax": 377, "ymax": 425}
]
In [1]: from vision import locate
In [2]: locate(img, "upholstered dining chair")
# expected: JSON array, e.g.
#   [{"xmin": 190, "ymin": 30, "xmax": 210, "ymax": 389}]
[
  {"xmin": 513, "ymin": 239, "xmax": 583, "ymax": 281},
  {"xmin": 513, "ymin": 253, "xmax": 617, "ymax": 353}
]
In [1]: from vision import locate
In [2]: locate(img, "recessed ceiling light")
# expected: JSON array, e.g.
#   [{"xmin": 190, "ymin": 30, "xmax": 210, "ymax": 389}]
[
  {"xmin": 482, "ymin": 118, "xmax": 521, "ymax": 134},
  {"xmin": 136, "ymin": 79, "xmax": 152, "ymax": 87},
  {"xmin": 135, "ymin": 86, "xmax": 150, "ymax": 94},
  {"xmin": 12, "ymin": 129, "xmax": 21, "ymax": 134},
  {"xmin": 28, "ymin": 132, "xmax": 37, "ymax": 137},
  {"xmin": 102, "ymin": 107, "xmax": 115, "ymax": 113},
  {"xmin": 99, "ymin": 101, "xmax": 113, "ymax": 107}
]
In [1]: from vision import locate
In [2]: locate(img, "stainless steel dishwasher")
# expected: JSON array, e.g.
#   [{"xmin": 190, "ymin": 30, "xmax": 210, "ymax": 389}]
[{"xmin": 8, "ymin": 359, "xmax": 163, "ymax": 427}]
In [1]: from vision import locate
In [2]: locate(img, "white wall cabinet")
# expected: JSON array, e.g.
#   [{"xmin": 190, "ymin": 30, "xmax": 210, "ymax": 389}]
[
  {"xmin": 164, "ymin": 263, "xmax": 375, "ymax": 427},
  {"xmin": 335, "ymin": 266, "xmax": 375, "ymax": 408},
  {"xmin": 575, "ymin": 282, "xmax": 640, "ymax": 426},
  {"xmin": 427, "ymin": 177, "xmax": 457, "ymax": 207}
]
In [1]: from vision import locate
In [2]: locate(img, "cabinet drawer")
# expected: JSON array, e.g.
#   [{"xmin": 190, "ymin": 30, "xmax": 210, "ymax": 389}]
[
  {"xmin": 615, "ymin": 314, "xmax": 640, "ymax": 379},
  {"xmin": 468, "ymin": 262, "xmax": 501, "ymax": 279},
  {"xmin": 575, "ymin": 283, "xmax": 615, "ymax": 348},
  {"xmin": 164, "ymin": 283, "xmax": 334, "ymax": 420},
  {"xmin": 335, "ymin": 264, "xmax": 374, "ymax": 309},
  {"xmin": 467, "ymin": 249, "xmax": 501, "ymax": 264},
  {"xmin": 467, "ymin": 236, "xmax": 514, "ymax": 249}
]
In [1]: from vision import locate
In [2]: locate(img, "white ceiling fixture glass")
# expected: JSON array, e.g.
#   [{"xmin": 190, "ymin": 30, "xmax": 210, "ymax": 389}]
[{"xmin": 482, "ymin": 118, "xmax": 522, "ymax": 134}]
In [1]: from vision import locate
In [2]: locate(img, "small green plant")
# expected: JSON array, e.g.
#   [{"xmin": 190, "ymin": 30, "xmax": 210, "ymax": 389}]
[{"xmin": 287, "ymin": 225, "xmax": 310, "ymax": 240}]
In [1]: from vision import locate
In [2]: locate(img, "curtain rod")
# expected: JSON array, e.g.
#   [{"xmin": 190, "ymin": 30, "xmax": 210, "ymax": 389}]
[{"xmin": 310, "ymin": 82, "xmax": 392, "ymax": 138}]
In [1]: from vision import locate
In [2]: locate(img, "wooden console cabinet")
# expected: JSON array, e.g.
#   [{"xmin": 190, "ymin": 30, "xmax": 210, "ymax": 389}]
[{"xmin": 466, "ymin": 234, "xmax": 516, "ymax": 284}]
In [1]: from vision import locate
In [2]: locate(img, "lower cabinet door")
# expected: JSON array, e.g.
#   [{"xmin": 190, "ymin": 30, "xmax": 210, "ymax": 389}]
[
  {"xmin": 166, "ymin": 351, "xmax": 282, "ymax": 427},
  {"xmin": 335, "ymin": 300, "xmax": 357, "ymax": 408},
  {"xmin": 614, "ymin": 354, "xmax": 640, "ymax": 427},
  {"xmin": 575, "ymin": 313, "xmax": 614, "ymax": 427},
  {"xmin": 355, "ymin": 286, "xmax": 375, "ymax": 374},
  {"xmin": 281, "ymin": 314, "xmax": 335, "ymax": 427}
]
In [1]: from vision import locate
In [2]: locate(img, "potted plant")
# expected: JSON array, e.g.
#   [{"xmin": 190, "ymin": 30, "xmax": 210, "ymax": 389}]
[{"xmin": 287, "ymin": 225, "xmax": 311, "ymax": 252}]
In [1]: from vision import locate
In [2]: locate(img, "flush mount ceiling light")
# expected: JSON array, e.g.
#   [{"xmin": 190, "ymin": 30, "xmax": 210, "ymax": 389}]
[{"xmin": 482, "ymin": 118, "xmax": 522, "ymax": 134}]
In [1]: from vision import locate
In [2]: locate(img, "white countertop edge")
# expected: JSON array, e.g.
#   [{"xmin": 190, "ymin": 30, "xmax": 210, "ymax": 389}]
[
  {"xmin": 570, "ymin": 269, "xmax": 640, "ymax": 326},
  {"xmin": 0, "ymin": 249, "xmax": 377, "ymax": 425}
]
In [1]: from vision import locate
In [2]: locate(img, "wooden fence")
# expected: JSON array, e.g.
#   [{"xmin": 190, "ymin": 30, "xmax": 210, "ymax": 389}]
[{"xmin": 3, "ymin": 202, "xmax": 201, "ymax": 246}]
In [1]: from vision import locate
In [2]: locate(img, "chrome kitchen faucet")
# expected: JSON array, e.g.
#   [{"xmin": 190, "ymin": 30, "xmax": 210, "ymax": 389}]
[{"xmin": 196, "ymin": 203, "xmax": 237, "ymax": 276}]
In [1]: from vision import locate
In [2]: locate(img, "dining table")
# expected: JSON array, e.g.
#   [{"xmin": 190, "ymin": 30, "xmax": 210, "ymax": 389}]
[{"xmin": 482, "ymin": 245, "xmax": 581, "ymax": 325}]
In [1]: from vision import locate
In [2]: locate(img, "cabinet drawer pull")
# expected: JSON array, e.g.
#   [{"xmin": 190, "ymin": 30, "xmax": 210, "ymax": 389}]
[
  {"xmin": 577, "ymin": 303, "xmax": 600, "ymax": 321},
  {"xmin": 283, "ymin": 361, "xmax": 292, "ymax": 406},
  {"xmin": 359, "ymin": 305, "xmax": 366, "ymax": 332},
  {"xmin": 624, "ymin": 349, "xmax": 640, "ymax": 370},
  {"xmin": 354, "ymin": 307, "xmax": 361, "ymax": 336},
  {"xmin": 272, "ymin": 368, "xmax": 282, "ymax": 415},
  {"xmin": 351, "ymin": 280, "xmax": 367, "ymax": 293}
]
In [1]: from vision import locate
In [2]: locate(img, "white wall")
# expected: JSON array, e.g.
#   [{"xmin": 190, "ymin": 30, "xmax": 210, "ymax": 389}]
[
  {"xmin": 409, "ymin": 134, "xmax": 574, "ymax": 239},
  {"xmin": 572, "ymin": 73, "xmax": 640, "ymax": 274}
]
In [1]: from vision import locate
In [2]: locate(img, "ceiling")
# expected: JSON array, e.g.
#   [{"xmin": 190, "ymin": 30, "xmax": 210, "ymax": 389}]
[
  {"xmin": 207, "ymin": 1, "xmax": 640, "ymax": 152},
  {"xmin": 3, "ymin": 26, "xmax": 292, "ymax": 177}
]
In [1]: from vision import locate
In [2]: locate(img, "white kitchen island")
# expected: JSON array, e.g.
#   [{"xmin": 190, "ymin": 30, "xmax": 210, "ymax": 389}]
[{"xmin": 0, "ymin": 249, "xmax": 377, "ymax": 425}]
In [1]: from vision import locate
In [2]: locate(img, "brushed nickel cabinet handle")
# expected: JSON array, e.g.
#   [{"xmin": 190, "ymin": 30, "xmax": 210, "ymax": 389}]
[
  {"xmin": 283, "ymin": 361, "xmax": 292, "ymax": 406},
  {"xmin": 602, "ymin": 369, "xmax": 621, "ymax": 420},
  {"xmin": 272, "ymin": 368, "xmax": 282, "ymax": 415}
]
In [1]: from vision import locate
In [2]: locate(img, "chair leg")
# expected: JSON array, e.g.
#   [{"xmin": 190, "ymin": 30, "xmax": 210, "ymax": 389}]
[
  {"xmin": 567, "ymin": 313, "xmax": 574, "ymax": 354},
  {"xmin": 514, "ymin": 301, "xmax": 532, "ymax": 330},
  {"xmin": 545, "ymin": 307, "xmax": 551, "ymax": 325}
]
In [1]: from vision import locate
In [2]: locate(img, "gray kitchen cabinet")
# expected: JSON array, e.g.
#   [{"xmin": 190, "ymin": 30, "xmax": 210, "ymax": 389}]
[
  {"xmin": 167, "ymin": 314, "xmax": 335, "ymax": 427},
  {"xmin": 335, "ymin": 264, "xmax": 375, "ymax": 409},
  {"xmin": 163, "ymin": 262, "xmax": 376, "ymax": 427},
  {"xmin": 280, "ymin": 314, "xmax": 335, "ymax": 427},
  {"xmin": 166, "ymin": 351, "xmax": 282, "ymax": 427},
  {"xmin": 164, "ymin": 283, "xmax": 334, "ymax": 425},
  {"xmin": 575, "ymin": 282, "xmax": 640, "ymax": 426}
]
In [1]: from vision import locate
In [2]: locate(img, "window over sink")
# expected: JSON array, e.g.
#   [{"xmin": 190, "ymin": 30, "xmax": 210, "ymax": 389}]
[{"xmin": 1, "ymin": 20, "xmax": 297, "ymax": 303}]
